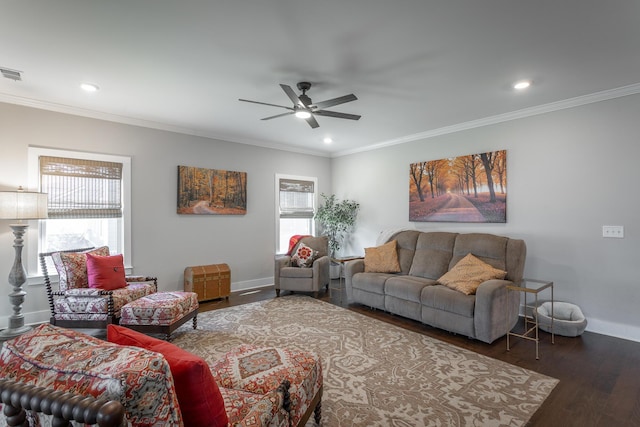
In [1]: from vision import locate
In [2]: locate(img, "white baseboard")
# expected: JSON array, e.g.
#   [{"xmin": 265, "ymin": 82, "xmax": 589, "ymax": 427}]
[
  {"xmin": 517, "ymin": 304, "xmax": 639, "ymax": 343},
  {"xmin": 231, "ymin": 277, "xmax": 273, "ymax": 292},
  {"xmin": 585, "ymin": 318, "xmax": 640, "ymax": 343}
]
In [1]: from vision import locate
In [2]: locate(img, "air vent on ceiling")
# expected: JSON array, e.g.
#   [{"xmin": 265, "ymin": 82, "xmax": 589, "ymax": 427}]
[{"xmin": 0, "ymin": 67, "xmax": 23, "ymax": 81}]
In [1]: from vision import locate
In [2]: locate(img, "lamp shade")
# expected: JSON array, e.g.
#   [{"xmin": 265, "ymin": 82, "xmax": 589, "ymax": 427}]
[{"xmin": 0, "ymin": 188, "xmax": 48, "ymax": 220}]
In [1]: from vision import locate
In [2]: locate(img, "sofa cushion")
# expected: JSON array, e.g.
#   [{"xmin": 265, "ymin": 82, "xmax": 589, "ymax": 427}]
[
  {"xmin": 107, "ymin": 324, "xmax": 228, "ymax": 427},
  {"xmin": 391, "ymin": 230, "xmax": 421, "ymax": 274},
  {"xmin": 352, "ymin": 272, "xmax": 393, "ymax": 295},
  {"xmin": 450, "ymin": 233, "xmax": 508, "ymax": 271},
  {"xmin": 437, "ymin": 253, "xmax": 507, "ymax": 295},
  {"xmin": 421, "ymin": 284, "xmax": 476, "ymax": 318},
  {"xmin": 86, "ymin": 253, "xmax": 127, "ymax": 290},
  {"xmin": 385, "ymin": 275, "xmax": 436, "ymax": 303},
  {"xmin": 52, "ymin": 282, "xmax": 157, "ymax": 321},
  {"xmin": 51, "ymin": 246, "xmax": 110, "ymax": 291},
  {"xmin": 280, "ymin": 266, "xmax": 314, "ymax": 278},
  {"xmin": 364, "ymin": 240, "xmax": 401, "ymax": 273},
  {"xmin": 408, "ymin": 232, "xmax": 457, "ymax": 279},
  {"xmin": 291, "ymin": 242, "xmax": 318, "ymax": 267},
  {"xmin": 211, "ymin": 344, "xmax": 322, "ymax": 427}
]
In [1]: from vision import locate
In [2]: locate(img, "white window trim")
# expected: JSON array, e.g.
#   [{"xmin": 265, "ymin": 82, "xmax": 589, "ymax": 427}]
[
  {"xmin": 27, "ymin": 147, "xmax": 132, "ymax": 281},
  {"xmin": 275, "ymin": 173, "xmax": 318, "ymax": 255}
]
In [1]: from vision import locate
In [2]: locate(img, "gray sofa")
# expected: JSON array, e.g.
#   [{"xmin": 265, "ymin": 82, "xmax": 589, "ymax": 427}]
[{"xmin": 344, "ymin": 230, "xmax": 526, "ymax": 343}]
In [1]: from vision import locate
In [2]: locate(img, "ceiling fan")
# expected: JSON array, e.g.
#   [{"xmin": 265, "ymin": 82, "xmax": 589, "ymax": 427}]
[{"xmin": 239, "ymin": 82, "xmax": 361, "ymax": 129}]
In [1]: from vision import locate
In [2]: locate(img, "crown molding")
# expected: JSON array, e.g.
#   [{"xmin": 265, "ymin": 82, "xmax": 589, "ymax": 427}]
[
  {"xmin": 332, "ymin": 82, "xmax": 640, "ymax": 158},
  {"xmin": 0, "ymin": 93, "xmax": 330, "ymax": 158},
  {"xmin": 3, "ymin": 82, "xmax": 640, "ymax": 160}
]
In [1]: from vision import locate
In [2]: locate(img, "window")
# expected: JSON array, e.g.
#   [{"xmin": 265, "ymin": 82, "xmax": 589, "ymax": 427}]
[
  {"xmin": 275, "ymin": 174, "xmax": 317, "ymax": 254},
  {"xmin": 27, "ymin": 148, "xmax": 132, "ymax": 276}
]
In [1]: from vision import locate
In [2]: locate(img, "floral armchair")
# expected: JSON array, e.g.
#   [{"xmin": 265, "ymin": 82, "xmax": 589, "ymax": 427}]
[{"xmin": 39, "ymin": 246, "xmax": 157, "ymax": 329}]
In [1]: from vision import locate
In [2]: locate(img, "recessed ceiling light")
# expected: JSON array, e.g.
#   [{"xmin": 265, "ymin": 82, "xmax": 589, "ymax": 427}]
[
  {"xmin": 513, "ymin": 80, "xmax": 531, "ymax": 90},
  {"xmin": 80, "ymin": 82, "xmax": 99, "ymax": 92},
  {"xmin": 323, "ymin": 137, "xmax": 333, "ymax": 144}
]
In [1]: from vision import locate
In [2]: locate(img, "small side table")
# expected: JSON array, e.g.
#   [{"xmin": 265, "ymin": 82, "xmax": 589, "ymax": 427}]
[
  {"xmin": 506, "ymin": 278, "xmax": 554, "ymax": 359},
  {"xmin": 330, "ymin": 256, "xmax": 363, "ymax": 303}
]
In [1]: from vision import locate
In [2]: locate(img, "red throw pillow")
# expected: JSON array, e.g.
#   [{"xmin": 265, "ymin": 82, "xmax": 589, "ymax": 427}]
[
  {"xmin": 86, "ymin": 253, "xmax": 127, "ymax": 290},
  {"xmin": 107, "ymin": 325, "xmax": 228, "ymax": 427}
]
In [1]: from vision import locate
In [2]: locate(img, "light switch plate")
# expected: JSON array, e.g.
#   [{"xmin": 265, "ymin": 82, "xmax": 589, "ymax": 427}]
[{"xmin": 602, "ymin": 225, "xmax": 624, "ymax": 238}]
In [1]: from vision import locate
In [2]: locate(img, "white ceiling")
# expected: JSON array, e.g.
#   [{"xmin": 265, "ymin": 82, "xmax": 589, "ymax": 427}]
[{"xmin": 2, "ymin": 1, "xmax": 640, "ymax": 157}]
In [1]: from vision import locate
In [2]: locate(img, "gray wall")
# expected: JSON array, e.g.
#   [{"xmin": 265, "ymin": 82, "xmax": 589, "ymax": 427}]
[
  {"xmin": 0, "ymin": 102, "xmax": 331, "ymax": 326},
  {"xmin": 332, "ymin": 93, "xmax": 640, "ymax": 341},
  {"xmin": 2, "ymin": 93, "xmax": 639, "ymax": 342}
]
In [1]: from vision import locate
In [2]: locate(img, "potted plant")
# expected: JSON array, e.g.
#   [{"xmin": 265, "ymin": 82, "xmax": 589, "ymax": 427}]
[{"xmin": 315, "ymin": 193, "xmax": 360, "ymax": 261}]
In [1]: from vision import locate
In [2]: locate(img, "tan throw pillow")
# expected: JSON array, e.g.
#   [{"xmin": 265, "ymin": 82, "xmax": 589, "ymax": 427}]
[
  {"xmin": 437, "ymin": 253, "xmax": 507, "ymax": 295},
  {"xmin": 364, "ymin": 240, "xmax": 401, "ymax": 273}
]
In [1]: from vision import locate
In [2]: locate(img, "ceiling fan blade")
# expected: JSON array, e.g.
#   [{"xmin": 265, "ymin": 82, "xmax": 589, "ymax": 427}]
[
  {"xmin": 311, "ymin": 94, "xmax": 357, "ymax": 110},
  {"xmin": 313, "ymin": 110, "xmax": 361, "ymax": 120},
  {"xmin": 239, "ymin": 99, "xmax": 293, "ymax": 110},
  {"xmin": 306, "ymin": 115, "xmax": 320, "ymax": 128},
  {"xmin": 280, "ymin": 84, "xmax": 304, "ymax": 107},
  {"xmin": 261, "ymin": 111, "xmax": 295, "ymax": 120}
]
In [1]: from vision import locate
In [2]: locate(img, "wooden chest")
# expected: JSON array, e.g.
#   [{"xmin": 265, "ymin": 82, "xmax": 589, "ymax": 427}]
[{"xmin": 184, "ymin": 263, "xmax": 230, "ymax": 302}]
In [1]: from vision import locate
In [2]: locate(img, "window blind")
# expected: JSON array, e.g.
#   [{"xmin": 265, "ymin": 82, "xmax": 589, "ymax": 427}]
[
  {"xmin": 279, "ymin": 178, "xmax": 314, "ymax": 218},
  {"xmin": 40, "ymin": 156, "xmax": 123, "ymax": 219}
]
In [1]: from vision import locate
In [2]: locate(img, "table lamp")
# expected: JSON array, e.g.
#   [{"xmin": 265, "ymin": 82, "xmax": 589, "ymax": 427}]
[{"xmin": 0, "ymin": 186, "xmax": 48, "ymax": 340}]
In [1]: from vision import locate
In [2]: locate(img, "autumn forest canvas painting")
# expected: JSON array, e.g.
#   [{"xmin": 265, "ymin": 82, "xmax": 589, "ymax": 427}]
[
  {"xmin": 177, "ymin": 166, "xmax": 247, "ymax": 215},
  {"xmin": 409, "ymin": 150, "xmax": 506, "ymax": 223}
]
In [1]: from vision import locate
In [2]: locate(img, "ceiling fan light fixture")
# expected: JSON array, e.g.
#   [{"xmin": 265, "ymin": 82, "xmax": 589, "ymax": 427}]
[
  {"xmin": 513, "ymin": 80, "xmax": 531, "ymax": 90},
  {"xmin": 80, "ymin": 82, "xmax": 99, "ymax": 92},
  {"xmin": 323, "ymin": 137, "xmax": 333, "ymax": 144},
  {"xmin": 295, "ymin": 110, "xmax": 311, "ymax": 119}
]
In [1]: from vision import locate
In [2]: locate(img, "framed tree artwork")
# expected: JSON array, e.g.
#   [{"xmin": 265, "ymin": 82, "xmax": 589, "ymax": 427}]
[
  {"xmin": 177, "ymin": 165, "xmax": 247, "ymax": 215},
  {"xmin": 409, "ymin": 150, "xmax": 506, "ymax": 223}
]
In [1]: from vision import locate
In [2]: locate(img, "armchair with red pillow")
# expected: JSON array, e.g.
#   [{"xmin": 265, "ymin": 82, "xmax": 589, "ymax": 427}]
[{"xmin": 39, "ymin": 246, "xmax": 158, "ymax": 329}]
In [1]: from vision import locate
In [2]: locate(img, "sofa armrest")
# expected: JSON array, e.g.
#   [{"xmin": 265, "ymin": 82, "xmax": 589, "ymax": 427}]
[
  {"xmin": 0, "ymin": 378, "xmax": 126, "ymax": 427},
  {"xmin": 474, "ymin": 279, "xmax": 519, "ymax": 344},
  {"xmin": 274, "ymin": 256, "xmax": 292, "ymax": 288},
  {"xmin": 126, "ymin": 276, "xmax": 158, "ymax": 292},
  {"xmin": 344, "ymin": 259, "xmax": 365, "ymax": 302},
  {"xmin": 312, "ymin": 255, "xmax": 330, "ymax": 290}
]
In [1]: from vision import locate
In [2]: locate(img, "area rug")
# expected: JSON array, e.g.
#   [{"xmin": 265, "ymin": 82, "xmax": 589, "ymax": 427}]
[{"xmin": 173, "ymin": 296, "xmax": 558, "ymax": 426}]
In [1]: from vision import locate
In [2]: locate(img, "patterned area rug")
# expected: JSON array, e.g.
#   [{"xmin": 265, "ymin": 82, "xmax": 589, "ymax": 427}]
[{"xmin": 173, "ymin": 296, "xmax": 558, "ymax": 426}]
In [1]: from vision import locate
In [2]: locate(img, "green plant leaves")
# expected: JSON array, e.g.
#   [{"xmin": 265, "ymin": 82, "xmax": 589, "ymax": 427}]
[{"xmin": 314, "ymin": 193, "xmax": 360, "ymax": 256}]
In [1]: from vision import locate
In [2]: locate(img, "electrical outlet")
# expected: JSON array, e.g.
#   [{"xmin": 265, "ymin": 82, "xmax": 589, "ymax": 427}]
[{"xmin": 602, "ymin": 225, "xmax": 624, "ymax": 238}]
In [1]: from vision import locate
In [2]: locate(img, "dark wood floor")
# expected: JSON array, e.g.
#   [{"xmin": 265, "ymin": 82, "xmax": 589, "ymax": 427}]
[{"xmin": 200, "ymin": 283, "xmax": 640, "ymax": 427}]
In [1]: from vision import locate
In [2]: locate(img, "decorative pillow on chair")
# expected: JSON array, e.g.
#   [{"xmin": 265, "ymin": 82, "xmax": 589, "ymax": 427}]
[
  {"xmin": 107, "ymin": 324, "xmax": 228, "ymax": 427},
  {"xmin": 437, "ymin": 253, "xmax": 507, "ymax": 295},
  {"xmin": 364, "ymin": 240, "xmax": 401, "ymax": 273},
  {"xmin": 86, "ymin": 253, "xmax": 127, "ymax": 290},
  {"xmin": 52, "ymin": 246, "xmax": 110, "ymax": 291},
  {"xmin": 291, "ymin": 243, "xmax": 318, "ymax": 268}
]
